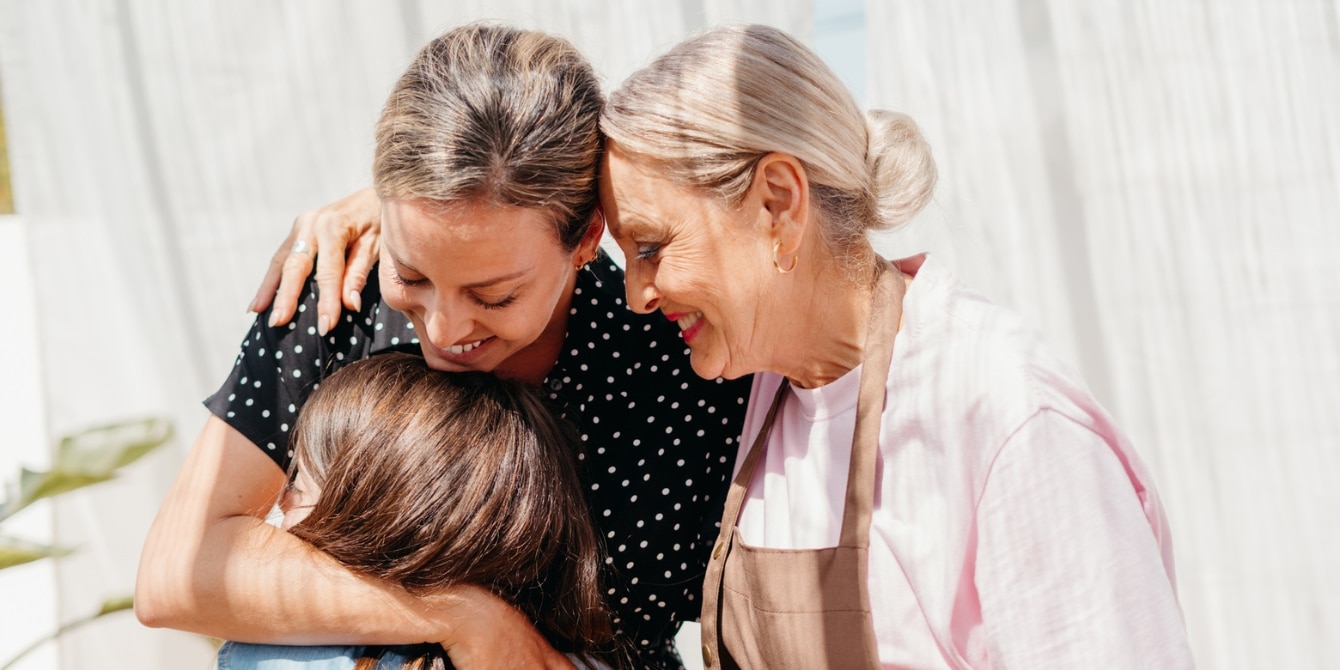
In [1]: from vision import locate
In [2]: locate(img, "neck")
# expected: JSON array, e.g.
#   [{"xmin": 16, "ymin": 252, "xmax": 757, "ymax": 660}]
[{"xmin": 771, "ymin": 249, "xmax": 882, "ymax": 389}]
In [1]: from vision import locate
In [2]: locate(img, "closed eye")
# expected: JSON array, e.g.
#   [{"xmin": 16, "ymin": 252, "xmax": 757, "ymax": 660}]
[
  {"xmin": 635, "ymin": 242, "xmax": 663, "ymax": 260},
  {"xmin": 390, "ymin": 272, "xmax": 429, "ymax": 288},
  {"xmin": 473, "ymin": 292, "xmax": 519, "ymax": 310}
]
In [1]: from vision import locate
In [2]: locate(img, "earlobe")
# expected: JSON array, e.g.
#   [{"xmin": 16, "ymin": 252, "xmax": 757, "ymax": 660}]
[{"xmin": 575, "ymin": 209, "xmax": 607, "ymax": 267}]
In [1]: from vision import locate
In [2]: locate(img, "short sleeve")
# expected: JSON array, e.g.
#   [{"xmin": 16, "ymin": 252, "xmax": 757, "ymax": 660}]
[
  {"xmin": 975, "ymin": 409, "xmax": 1193, "ymax": 669},
  {"xmin": 204, "ymin": 271, "xmax": 403, "ymax": 472}
]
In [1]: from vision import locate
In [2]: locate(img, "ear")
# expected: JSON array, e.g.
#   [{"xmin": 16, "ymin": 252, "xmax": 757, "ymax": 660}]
[
  {"xmin": 750, "ymin": 153, "xmax": 809, "ymax": 256},
  {"xmin": 573, "ymin": 208, "xmax": 607, "ymax": 266}
]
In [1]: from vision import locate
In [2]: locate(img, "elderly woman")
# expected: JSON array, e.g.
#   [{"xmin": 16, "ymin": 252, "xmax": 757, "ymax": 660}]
[{"xmin": 597, "ymin": 24, "xmax": 1194, "ymax": 669}]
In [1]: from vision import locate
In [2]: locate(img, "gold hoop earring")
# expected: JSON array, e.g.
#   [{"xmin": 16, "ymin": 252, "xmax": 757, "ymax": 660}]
[{"xmin": 772, "ymin": 241, "xmax": 798, "ymax": 274}]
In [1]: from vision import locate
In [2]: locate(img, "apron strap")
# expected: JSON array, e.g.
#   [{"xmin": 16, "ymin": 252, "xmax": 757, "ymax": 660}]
[
  {"xmin": 700, "ymin": 260, "xmax": 905, "ymax": 668},
  {"xmin": 716, "ymin": 381, "xmax": 789, "ymax": 547},
  {"xmin": 839, "ymin": 264, "xmax": 903, "ymax": 548}
]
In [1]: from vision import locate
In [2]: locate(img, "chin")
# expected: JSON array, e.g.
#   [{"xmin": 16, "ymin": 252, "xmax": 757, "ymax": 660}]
[{"xmin": 688, "ymin": 354, "xmax": 727, "ymax": 381}]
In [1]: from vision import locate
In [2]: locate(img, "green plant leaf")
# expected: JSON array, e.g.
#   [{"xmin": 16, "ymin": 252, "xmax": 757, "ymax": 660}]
[
  {"xmin": 54, "ymin": 417, "xmax": 173, "ymax": 472},
  {"xmin": 0, "ymin": 417, "xmax": 172, "ymax": 521},
  {"xmin": 97, "ymin": 594, "xmax": 134, "ymax": 616},
  {"xmin": 0, "ymin": 536, "xmax": 74, "ymax": 570}
]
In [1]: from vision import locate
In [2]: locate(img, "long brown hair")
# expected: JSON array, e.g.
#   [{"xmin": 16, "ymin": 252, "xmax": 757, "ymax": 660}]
[{"xmin": 286, "ymin": 353, "xmax": 619, "ymax": 667}]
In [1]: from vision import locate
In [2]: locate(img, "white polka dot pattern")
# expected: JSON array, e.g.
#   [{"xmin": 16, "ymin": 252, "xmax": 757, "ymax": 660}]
[{"xmin": 205, "ymin": 257, "xmax": 751, "ymax": 669}]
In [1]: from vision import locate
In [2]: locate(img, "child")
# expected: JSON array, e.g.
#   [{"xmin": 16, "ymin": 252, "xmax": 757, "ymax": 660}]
[{"xmin": 216, "ymin": 353, "xmax": 624, "ymax": 669}]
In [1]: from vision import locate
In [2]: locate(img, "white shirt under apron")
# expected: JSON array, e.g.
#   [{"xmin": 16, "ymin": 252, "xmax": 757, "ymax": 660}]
[{"xmin": 733, "ymin": 255, "xmax": 1193, "ymax": 669}]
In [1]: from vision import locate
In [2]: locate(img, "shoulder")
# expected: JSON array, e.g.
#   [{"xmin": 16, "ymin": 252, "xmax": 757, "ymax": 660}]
[
  {"xmin": 886, "ymin": 256, "xmax": 1137, "ymax": 487},
  {"xmin": 204, "ymin": 265, "xmax": 418, "ymax": 470},
  {"xmin": 897, "ymin": 256, "xmax": 1110, "ymax": 433}
]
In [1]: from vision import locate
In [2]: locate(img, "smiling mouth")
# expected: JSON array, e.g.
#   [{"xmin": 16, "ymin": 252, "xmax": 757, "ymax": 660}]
[
  {"xmin": 674, "ymin": 312, "xmax": 703, "ymax": 332},
  {"xmin": 445, "ymin": 337, "xmax": 489, "ymax": 355}
]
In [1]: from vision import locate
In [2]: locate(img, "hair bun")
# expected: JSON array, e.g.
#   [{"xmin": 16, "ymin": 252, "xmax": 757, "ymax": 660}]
[{"xmin": 866, "ymin": 109, "xmax": 937, "ymax": 230}]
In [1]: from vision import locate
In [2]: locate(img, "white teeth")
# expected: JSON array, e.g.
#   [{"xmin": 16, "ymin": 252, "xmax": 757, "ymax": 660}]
[
  {"xmin": 676, "ymin": 312, "xmax": 703, "ymax": 332},
  {"xmin": 446, "ymin": 338, "xmax": 486, "ymax": 355}
]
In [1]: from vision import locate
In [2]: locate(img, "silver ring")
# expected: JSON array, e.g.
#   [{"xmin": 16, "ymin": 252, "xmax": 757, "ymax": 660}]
[{"xmin": 291, "ymin": 240, "xmax": 314, "ymax": 257}]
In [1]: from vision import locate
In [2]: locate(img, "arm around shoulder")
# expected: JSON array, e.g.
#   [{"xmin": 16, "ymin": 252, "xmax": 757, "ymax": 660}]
[
  {"xmin": 135, "ymin": 417, "xmax": 573, "ymax": 669},
  {"xmin": 135, "ymin": 416, "xmax": 443, "ymax": 643}
]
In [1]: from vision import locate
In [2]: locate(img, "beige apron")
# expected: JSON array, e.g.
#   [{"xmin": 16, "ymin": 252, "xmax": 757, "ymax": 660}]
[{"xmin": 699, "ymin": 265, "xmax": 903, "ymax": 670}]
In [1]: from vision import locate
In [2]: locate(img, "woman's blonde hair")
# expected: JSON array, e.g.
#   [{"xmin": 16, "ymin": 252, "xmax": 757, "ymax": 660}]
[
  {"xmin": 374, "ymin": 23, "xmax": 604, "ymax": 249},
  {"xmin": 602, "ymin": 24, "xmax": 935, "ymax": 260}
]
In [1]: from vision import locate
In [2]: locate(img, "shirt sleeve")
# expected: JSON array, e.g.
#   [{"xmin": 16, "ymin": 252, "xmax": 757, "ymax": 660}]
[
  {"xmin": 975, "ymin": 409, "xmax": 1194, "ymax": 669},
  {"xmin": 203, "ymin": 274, "xmax": 385, "ymax": 472}
]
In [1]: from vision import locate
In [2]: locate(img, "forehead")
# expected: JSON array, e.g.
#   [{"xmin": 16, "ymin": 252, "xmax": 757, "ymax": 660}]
[
  {"xmin": 380, "ymin": 198, "xmax": 569, "ymax": 284},
  {"xmin": 383, "ymin": 196, "xmax": 565, "ymax": 251},
  {"xmin": 384, "ymin": 198, "xmax": 558, "ymax": 243},
  {"xmin": 601, "ymin": 146, "xmax": 714, "ymax": 236}
]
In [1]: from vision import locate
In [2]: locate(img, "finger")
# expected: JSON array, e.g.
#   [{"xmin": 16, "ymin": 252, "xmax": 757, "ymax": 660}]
[
  {"xmin": 270, "ymin": 243, "xmax": 316, "ymax": 328},
  {"xmin": 269, "ymin": 214, "xmax": 318, "ymax": 328},
  {"xmin": 313, "ymin": 212, "xmax": 351, "ymax": 335},
  {"xmin": 249, "ymin": 251, "xmax": 285, "ymax": 314},
  {"xmin": 249, "ymin": 226, "xmax": 299, "ymax": 313},
  {"xmin": 341, "ymin": 234, "xmax": 379, "ymax": 313}
]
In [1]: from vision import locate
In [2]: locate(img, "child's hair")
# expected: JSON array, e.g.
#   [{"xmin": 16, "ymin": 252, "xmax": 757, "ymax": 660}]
[{"xmin": 285, "ymin": 353, "xmax": 619, "ymax": 668}]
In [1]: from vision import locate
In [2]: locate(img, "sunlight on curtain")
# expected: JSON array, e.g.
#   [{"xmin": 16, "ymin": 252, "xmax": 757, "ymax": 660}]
[
  {"xmin": 2, "ymin": 0, "xmax": 1335, "ymax": 667},
  {"xmin": 0, "ymin": 2, "xmax": 808, "ymax": 667},
  {"xmin": 868, "ymin": 2, "xmax": 1340, "ymax": 668}
]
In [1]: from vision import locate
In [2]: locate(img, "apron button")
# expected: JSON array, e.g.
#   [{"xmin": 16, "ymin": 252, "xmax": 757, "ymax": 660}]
[
  {"xmin": 702, "ymin": 644, "xmax": 713, "ymax": 666},
  {"xmin": 712, "ymin": 542, "xmax": 724, "ymax": 560}
]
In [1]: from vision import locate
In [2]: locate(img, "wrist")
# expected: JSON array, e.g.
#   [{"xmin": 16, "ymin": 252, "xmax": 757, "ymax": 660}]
[{"xmin": 422, "ymin": 583, "xmax": 498, "ymax": 647}]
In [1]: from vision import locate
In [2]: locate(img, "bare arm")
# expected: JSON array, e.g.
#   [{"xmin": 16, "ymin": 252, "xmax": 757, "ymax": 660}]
[
  {"xmin": 249, "ymin": 187, "xmax": 382, "ymax": 333},
  {"xmin": 135, "ymin": 416, "xmax": 573, "ymax": 669}
]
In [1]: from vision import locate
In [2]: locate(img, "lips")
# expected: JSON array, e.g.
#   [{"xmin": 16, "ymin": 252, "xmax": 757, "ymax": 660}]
[
  {"xmin": 664, "ymin": 311, "xmax": 705, "ymax": 344},
  {"xmin": 429, "ymin": 335, "xmax": 496, "ymax": 366},
  {"xmin": 446, "ymin": 338, "xmax": 486, "ymax": 355}
]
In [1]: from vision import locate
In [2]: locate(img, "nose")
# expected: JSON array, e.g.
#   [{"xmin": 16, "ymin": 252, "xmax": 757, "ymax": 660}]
[
  {"xmin": 624, "ymin": 260, "xmax": 661, "ymax": 314},
  {"xmin": 421, "ymin": 296, "xmax": 476, "ymax": 350}
]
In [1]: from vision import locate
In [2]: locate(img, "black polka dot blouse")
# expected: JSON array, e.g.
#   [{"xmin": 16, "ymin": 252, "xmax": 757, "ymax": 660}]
[{"xmin": 205, "ymin": 255, "xmax": 752, "ymax": 669}]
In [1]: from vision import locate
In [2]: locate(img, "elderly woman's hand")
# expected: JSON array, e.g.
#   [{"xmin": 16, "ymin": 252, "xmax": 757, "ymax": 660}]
[{"xmin": 250, "ymin": 187, "xmax": 382, "ymax": 334}]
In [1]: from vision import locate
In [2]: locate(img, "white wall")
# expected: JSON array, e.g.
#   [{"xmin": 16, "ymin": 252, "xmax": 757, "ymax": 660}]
[{"xmin": 0, "ymin": 218, "xmax": 58, "ymax": 669}]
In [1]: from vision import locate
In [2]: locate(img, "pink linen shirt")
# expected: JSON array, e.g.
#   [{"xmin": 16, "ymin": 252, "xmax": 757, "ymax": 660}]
[{"xmin": 735, "ymin": 255, "xmax": 1194, "ymax": 669}]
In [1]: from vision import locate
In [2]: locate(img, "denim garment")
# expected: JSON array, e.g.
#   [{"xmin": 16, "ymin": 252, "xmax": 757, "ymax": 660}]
[
  {"xmin": 217, "ymin": 641, "xmax": 612, "ymax": 670},
  {"xmin": 216, "ymin": 642, "xmax": 413, "ymax": 670}
]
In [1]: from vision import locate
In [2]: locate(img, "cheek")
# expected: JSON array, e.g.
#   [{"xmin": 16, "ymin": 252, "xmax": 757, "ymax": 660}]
[
  {"xmin": 660, "ymin": 260, "xmax": 730, "ymax": 313},
  {"xmin": 377, "ymin": 270, "xmax": 415, "ymax": 314},
  {"xmin": 492, "ymin": 286, "xmax": 564, "ymax": 340},
  {"xmin": 280, "ymin": 506, "xmax": 310, "ymax": 531}
]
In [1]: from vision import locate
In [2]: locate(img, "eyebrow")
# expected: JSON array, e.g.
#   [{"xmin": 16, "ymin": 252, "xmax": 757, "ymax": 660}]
[{"xmin": 389, "ymin": 252, "xmax": 530, "ymax": 289}]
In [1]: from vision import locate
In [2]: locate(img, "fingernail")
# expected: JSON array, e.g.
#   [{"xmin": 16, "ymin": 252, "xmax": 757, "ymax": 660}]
[
  {"xmin": 246, "ymin": 299, "xmax": 258, "ymax": 314},
  {"xmin": 268, "ymin": 311, "xmax": 279, "ymax": 328},
  {"xmin": 318, "ymin": 314, "xmax": 330, "ymax": 336},
  {"xmin": 348, "ymin": 290, "xmax": 362, "ymax": 312}
]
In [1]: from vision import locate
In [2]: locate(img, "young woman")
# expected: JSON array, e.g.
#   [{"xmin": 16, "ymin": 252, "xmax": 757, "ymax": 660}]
[
  {"xmin": 135, "ymin": 24, "xmax": 750, "ymax": 670},
  {"xmin": 214, "ymin": 354, "xmax": 622, "ymax": 669}
]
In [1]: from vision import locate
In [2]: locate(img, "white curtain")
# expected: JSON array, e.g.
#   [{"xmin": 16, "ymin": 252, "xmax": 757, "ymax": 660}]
[
  {"xmin": 868, "ymin": 2, "xmax": 1340, "ymax": 669},
  {"xmin": 0, "ymin": 1, "xmax": 1335, "ymax": 668},
  {"xmin": 0, "ymin": 2, "xmax": 806, "ymax": 668}
]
